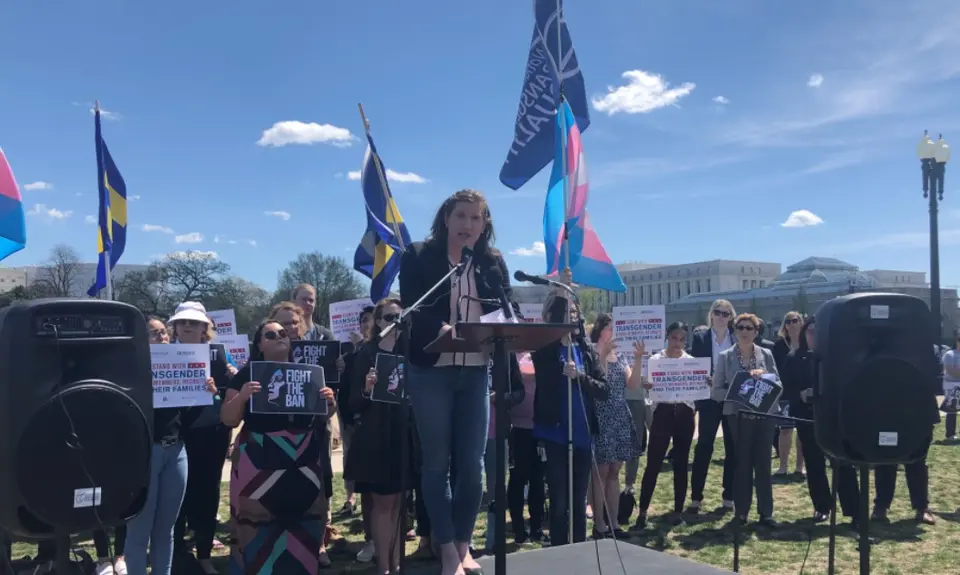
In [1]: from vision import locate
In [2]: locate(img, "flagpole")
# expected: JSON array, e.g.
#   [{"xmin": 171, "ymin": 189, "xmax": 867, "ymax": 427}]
[
  {"xmin": 553, "ymin": 0, "xmax": 575, "ymax": 546},
  {"xmin": 357, "ymin": 103, "xmax": 406, "ymax": 251},
  {"xmin": 95, "ymin": 100, "xmax": 114, "ymax": 301}
]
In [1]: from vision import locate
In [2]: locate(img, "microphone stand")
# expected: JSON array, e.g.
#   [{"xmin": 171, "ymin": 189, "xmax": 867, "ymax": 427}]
[{"xmin": 381, "ymin": 258, "xmax": 468, "ymax": 574}]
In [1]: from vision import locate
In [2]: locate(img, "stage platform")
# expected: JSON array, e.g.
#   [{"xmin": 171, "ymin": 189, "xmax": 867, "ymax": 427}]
[{"xmin": 407, "ymin": 539, "xmax": 732, "ymax": 574}]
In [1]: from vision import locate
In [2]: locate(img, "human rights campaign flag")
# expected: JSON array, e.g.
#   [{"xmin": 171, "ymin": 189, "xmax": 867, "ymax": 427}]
[
  {"xmin": 0, "ymin": 149, "xmax": 26, "ymax": 262},
  {"xmin": 353, "ymin": 134, "xmax": 412, "ymax": 302},
  {"xmin": 88, "ymin": 108, "xmax": 128, "ymax": 297},
  {"xmin": 500, "ymin": 0, "xmax": 590, "ymax": 191}
]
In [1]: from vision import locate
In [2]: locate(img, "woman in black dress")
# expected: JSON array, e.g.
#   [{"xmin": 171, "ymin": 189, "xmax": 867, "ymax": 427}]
[{"xmin": 345, "ymin": 298, "xmax": 413, "ymax": 575}]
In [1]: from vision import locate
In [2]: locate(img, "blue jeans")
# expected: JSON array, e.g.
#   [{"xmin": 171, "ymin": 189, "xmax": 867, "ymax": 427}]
[
  {"xmin": 125, "ymin": 441, "xmax": 189, "ymax": 575},
  {"xmin": 408, "ymin": 364, "xmax": 488, "ymax": 545}
]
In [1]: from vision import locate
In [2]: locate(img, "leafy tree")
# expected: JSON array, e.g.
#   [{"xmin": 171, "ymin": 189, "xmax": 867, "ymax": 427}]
[
  {"xmin": 577, "ymin": 288, "xmax": 605, "ymax": 323},
  {"xmin": 0, "ymin": 285, "xmax": 40, "ymax": 308},
  {"xmin": 274, "ymin": 251, "xmax": 365, "ymax": 326},
  {"xmin": 207, "ymin": 276, "xmax": 272, "ymax": 335}
]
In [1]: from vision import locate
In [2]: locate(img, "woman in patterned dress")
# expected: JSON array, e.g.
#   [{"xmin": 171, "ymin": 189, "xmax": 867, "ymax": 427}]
[
  {"xmin": 587, "ymin": 314, "xmax": 644, "ymax": 537},
  {"xmin": 220, "ymin": 320, "xmax": 337, "ymax": 574}
]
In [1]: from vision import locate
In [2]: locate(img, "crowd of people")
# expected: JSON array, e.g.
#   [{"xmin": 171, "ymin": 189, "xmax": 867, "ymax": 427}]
[{"xmin": 3, "ymin": 189, "xmax": 953, "ymax": 575}]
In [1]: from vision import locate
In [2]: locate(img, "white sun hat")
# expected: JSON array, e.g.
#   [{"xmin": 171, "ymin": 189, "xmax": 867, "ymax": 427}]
[{"xmin": 167, "ymin": 301, "xmax": 212, "ymax": 325}]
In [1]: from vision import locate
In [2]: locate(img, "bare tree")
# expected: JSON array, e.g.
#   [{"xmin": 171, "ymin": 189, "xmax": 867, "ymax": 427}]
[
  {"xmin": 35, "ymin": 244, "xmax": 81, "ymax": 297},
  {"xmin": 163, "ymin": 251, "xmax": 231, "ymax": 303},
  {"xmin": 207, "ymin": 276, "xmax": 272, "ymax": 334},
  {"xmin": 274, "ymin": 251, "xmax": 364, "ymax": 326},
  {"xmin": 115, "ymin": 265, "xmax": 175, "ymax": 317}
]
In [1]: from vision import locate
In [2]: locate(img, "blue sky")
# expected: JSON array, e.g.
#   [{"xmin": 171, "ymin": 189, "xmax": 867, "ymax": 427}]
[{"xmin": 2, "ymin": 1, "xmax": 960, "ymax": 292}]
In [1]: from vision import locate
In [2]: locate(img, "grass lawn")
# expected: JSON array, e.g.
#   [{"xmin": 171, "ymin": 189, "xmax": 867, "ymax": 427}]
[{"xmin": 10, "ymin": 421, "xmax": 960, "ymax": 574}]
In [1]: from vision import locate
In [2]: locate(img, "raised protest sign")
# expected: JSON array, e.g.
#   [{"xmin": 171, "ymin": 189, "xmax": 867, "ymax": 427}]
[
  {"xmin": 329, "ymin": 298, "xmax": 374, "ymax": 342},
  {"xmin": 151, "ymin": 344, "xmax": 212, "ymax": 408},
  {"xmin": 612, "ymin": 305, "xmax": 666, "ymax": 352},
  {"xmin": 373, "ymin": 353, "xmax": 406, "ymax": 404},
  {"xmin": 248, "ymin": 361, "xmax": 327, "ymax": 416},
  {"xmin": 647, "ymin": 356, "xmax": 710, "ymax": 403},
  {"xmin": 218, "ymin": 334, "xmax": 250, "ymax": 366},
  {"xmin": 291, "ymin": 340, "xmax": 340, "ymax": 384},
  {"xmin": 208, "ymin": 309, "xmax": 237, "ymax": 336}
]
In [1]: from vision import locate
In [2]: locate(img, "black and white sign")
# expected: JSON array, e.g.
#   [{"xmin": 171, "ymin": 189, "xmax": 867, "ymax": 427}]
[
  {"xmin": 249, "ymin": 361, "xmax": 327, "ymax": 415},
  {"xmin": 373, "ymin": 353, "xmax": 407, "ymax": 404},
  {"xmin": 291, "ymin": 340, "xmax": 340, "ymax": 384},
  {"xmin": 340, "ymin": 341, "xmax": 356, "ymax": 357},
  {"xmin": 725, "ymin": 371, "xmax": 782, "ymax": 414}
]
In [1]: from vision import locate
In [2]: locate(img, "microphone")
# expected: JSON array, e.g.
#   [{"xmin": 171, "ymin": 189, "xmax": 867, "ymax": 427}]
[
  {"xmin": 458, "ymin": 247, "xmax": 474, "ymax": 276},
  {"xmin": 484, "ymin": 267, "xmax": 516, "ymax": 322},
  {"xmin": 513, "ymin": 270, "xmax": 579, "ymax": 301}
]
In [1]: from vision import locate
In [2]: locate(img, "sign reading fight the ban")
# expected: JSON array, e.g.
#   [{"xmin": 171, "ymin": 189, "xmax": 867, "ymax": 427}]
[
  {"xmin": 291, "ymin": 340, "xmax": 340, "ymax": 384},
  {"xmin": 248, "ymin": 361, "xmax": 327, "ymax": 416}
]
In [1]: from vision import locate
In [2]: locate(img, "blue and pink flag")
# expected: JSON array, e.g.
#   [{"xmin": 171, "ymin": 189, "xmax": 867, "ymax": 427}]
[
  {"xmin": 0, "ymin": 148, "xmax": 26, "ymax": 262},
  {"xmin": 543, "ymin": 101, "xmax": 625, "ymax": 293}
]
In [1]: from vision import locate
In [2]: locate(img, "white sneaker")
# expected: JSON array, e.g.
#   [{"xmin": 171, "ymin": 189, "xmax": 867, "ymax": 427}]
[
  {"xmin": 95, "ymin": 562, "xmax": 116, "ymax": 575},
  {"xmin": 356, "ymin": 540, "xmax": 376, "ymax": 563}
]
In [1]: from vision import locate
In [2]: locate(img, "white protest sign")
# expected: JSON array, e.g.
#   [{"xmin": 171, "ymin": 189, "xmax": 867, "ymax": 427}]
[
  {"xmin": 519, "ymin": 303, "xmax": 543, "ymax": 323},
  {"xmin": 218, "ymin": 334, "xmax": 250, "ymax": 366},
  {"xmin": 208, "ymin": 309, "xmax": 237, "ymax": 336},
  {"xmin": 329, "ymin": 298, "xmax": 374, "ymax": 342},
  {"xmin": 613, "ymin": 305, "xmax": 666, "ymax": 352},
  {"xmin": 151, "ymin": 344, "xmax": 212, "ymax": 408},
  {"xmin": 647, "ymin": 356, "xmax": 711, "ymax": 403}
]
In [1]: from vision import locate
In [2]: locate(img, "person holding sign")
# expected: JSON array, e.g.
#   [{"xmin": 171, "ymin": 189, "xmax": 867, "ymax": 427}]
[
  {"xmin": 220, "ymin": 320, "xmax": 336, "ymax": 575},
  {"xmin": 587, "ymin": 314, "xmax": 644, "ymax": 538},
  {"xmin": 711, "ymin": 313, "xmax": 781, "ymax": 527},
  {"xmin": 126, "ymin": 316, "xmax": 218, "ymax": 575},
  {"xmin": 344, "ymin": 298, "xmax": 414, "ymax": 575},
  {"xmin": 532, "ymin": 291, "xmax": 609, "ymax": 547},
  {"xmin": 167, "ymin": 302, "xmax": 237, "ymax": 575},
  {"xmin": 634, "ymin": 322, "xmax": 697, "ymax": 530},
  {"xmin": 688, "ymin": 299, "xmax": 738, "ymax": 515},
  {"xmin": 399, "ymin": 189, "xmax": 515, "ymax": 575}
]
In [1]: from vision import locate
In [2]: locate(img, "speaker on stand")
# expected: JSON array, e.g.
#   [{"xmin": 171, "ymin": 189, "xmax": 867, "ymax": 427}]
[
  {"xmin": 814, "ymin": 292, "xmax": 941, "ymax": 575},
  {"xmin": 0, "ymin": 299, "xmax": 154, "ymax": 574}
]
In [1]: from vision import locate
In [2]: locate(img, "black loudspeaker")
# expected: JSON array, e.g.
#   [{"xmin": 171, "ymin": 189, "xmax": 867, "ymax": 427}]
[
  {"xmin": 815, "ymin": 293, "xmax": 939, "ymax": 465},
  {"xmin": 0, "ymin": 298, "xmax": 153, "ymax": 538}
]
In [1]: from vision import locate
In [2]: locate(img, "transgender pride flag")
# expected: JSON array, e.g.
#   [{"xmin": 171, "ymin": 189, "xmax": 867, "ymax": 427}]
[
  {"xmin": 543, "ymin": 100, "xmax": 625, "ymax": 293},
  {"xmin": 0, "ymin": 149, "xmax": 26, "ymax": 262}
]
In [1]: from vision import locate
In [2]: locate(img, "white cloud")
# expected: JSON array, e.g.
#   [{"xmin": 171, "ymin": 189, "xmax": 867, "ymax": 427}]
[
  {"xmin": 26, "ymin": 204, "xmax": 72, "ymax": 220},
  {"xmin": 174, "ymin": 232, "xmax": 203, "ymax": 244},
  {"xmin": 142, "ymin": 224, "xmax": 175, "ymax": 234},
  {"xmin": 713, "ymin": 96, "xmax": 730, "ymax": 105},
  {"xmin": 22, "ymin": 181, "xmax": 52, "ymax": 191},
  {"xmin": 800, "ymin": 150, "xmax": 868, "ymax": 174},
  {"xmin": 591, "ymin": 70, "xmax": 695, "ymax": 115},
  {"xmin": 89, "ymin": 107, "xmax": 121, "ymax": 121},
  {"xmin": 807, "ymin": 74, "xmax": 824, "ymax": 88},
  {"xmin": 129, "ymin": 194, "xmax": 141, "ymax": 201},
  {"xmin": 835, "ymin": 229, "xmax": 960, "ymax": 252},
  {"xmin": 84, "ymin": 215, "xmax": 96, "ymax": 224},
  {"xmin": 256, "ymin": 121, "xmax": 355, "ymax": 148},
  {"xmin": 346, "ymin": 169, "xmax": 428, "ymax": 184},
  {"xmin": 264, "ymin": 210, "xmax": 291, "ymax": 220},
  {"xmin": 214, "ymin": 234, "xmax": 256, "ymax": 247},
  {"xmin": 781, "ymin": 209, "xmax": 825, "ymax": 228},
  {"xmin": 247, "ymin": 239, "xmax": 258, "ymax": 247},
  {"xmin": 510, "ymin": 241, "xmax": 546, "ymax": 257},
  {"xmin": 168, "ymin": 250, "xmax": 218, "ymax": 260}
]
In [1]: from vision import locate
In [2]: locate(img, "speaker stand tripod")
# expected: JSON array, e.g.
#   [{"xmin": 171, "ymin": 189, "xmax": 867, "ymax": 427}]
[{"xmin": 53, "ymin": 533, "xmax": 72, "ymax": 575}]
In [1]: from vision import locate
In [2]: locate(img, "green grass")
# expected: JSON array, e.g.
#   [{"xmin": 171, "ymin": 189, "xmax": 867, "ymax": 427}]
[{"xmin": 10, "ymin": 422, "xmax": 960, "ymax": 574}]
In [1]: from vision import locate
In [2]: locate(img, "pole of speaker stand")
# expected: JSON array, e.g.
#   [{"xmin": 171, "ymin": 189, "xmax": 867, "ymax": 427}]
[
  {"xmin": 732, "ymin": 409, "xmax": 742, "ymax": 573},
  {"xmin": 493, "ymin": 335, "xmax": 509, "ymax": 575},
  {"xmin": 858, "ymin": 465, "xmax": 870, "ymax": 575},
  {"xmin": 104, "ymin": 246, "xmax": 113, "ymax": 301},
  {"xmin": 397, "ymin": 316, "xmax": 411, "ymax": 574},
  {"xmin": 54, "ymin": 533, "xmax": 71, "ymax": 575},
  {"xmin": 827, "ymin": 464, "xmax": 838, "ymax": 575}
]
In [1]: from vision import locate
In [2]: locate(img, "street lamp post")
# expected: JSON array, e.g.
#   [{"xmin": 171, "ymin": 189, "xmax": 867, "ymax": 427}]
[{"xmin": 917, "ymin": 131, "xmax": 951, "ymax": 344}]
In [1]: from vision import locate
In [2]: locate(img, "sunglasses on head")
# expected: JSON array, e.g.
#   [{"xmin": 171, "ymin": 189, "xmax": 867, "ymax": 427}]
[
  {"xmin": 736, "ymin": 324, "xmax": 756, "ymax": 332},
  {"xmin": 712, "ymin": 309, "xmax": 731, "ymax": 318},
  {"xmin": 263, "ymin": 329, "xmax": 288, "ymax": 341},
  {"xmin": 380, "ymin": 313, "xmax": 400, "ymax": 323}
]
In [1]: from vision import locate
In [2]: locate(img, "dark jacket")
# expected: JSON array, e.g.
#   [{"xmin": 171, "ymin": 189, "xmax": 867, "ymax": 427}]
[
  {"xmin": 344, "ymin": 340, "xmax": 418, "ymax": 486},
  {"xmin": 783, "ymin": 348, "xmax": 815, "ymax": 415},
  {"xmin": 690, "ymin": 327, "xmax": 735, "ymax": 371},
  {"xmin": 398, "ymin": 241, "xmax": 518, "ymax": 367},
  {"xmin": 531, "ymin": 325, "xmax": 609, "ymax": 435},
  {"xmin": 772, "ymin": 338, "xmax": 791, "ymax": 374},
  {"xmin": 755, "ymin": 336, "xmax": 776, "ymax": 351}
]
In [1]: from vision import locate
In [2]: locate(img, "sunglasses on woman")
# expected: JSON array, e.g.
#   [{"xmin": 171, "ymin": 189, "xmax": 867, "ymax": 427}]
[
  {"xmin": 712, "ymin": 309, "xmax": 731, "ymax": 318},
  {"xmin": 263, "ymin": 329, "xmax": 288, "ymax": 341},
  {"xmin": 380, "ymin": 313, "xmax": 400, "ymax": 323},
  {"xmin": 736, "ymin": 324, "xmax": 756, "ymax": 332},
  {"xmin": 785, "ymin": 317, "xmax": 801, "ymax": 325}
]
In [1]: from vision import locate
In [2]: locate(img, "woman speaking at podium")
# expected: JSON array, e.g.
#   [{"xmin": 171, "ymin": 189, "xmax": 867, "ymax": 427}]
[{"xmin": 399, "ymin": 189, "xmax": 514, "ymax": 575}]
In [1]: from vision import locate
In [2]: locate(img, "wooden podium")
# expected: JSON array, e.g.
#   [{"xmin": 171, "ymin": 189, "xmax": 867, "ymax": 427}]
[{"xmin": 426, "ymin": 321, "xmax": 576, "ymax": 575}]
